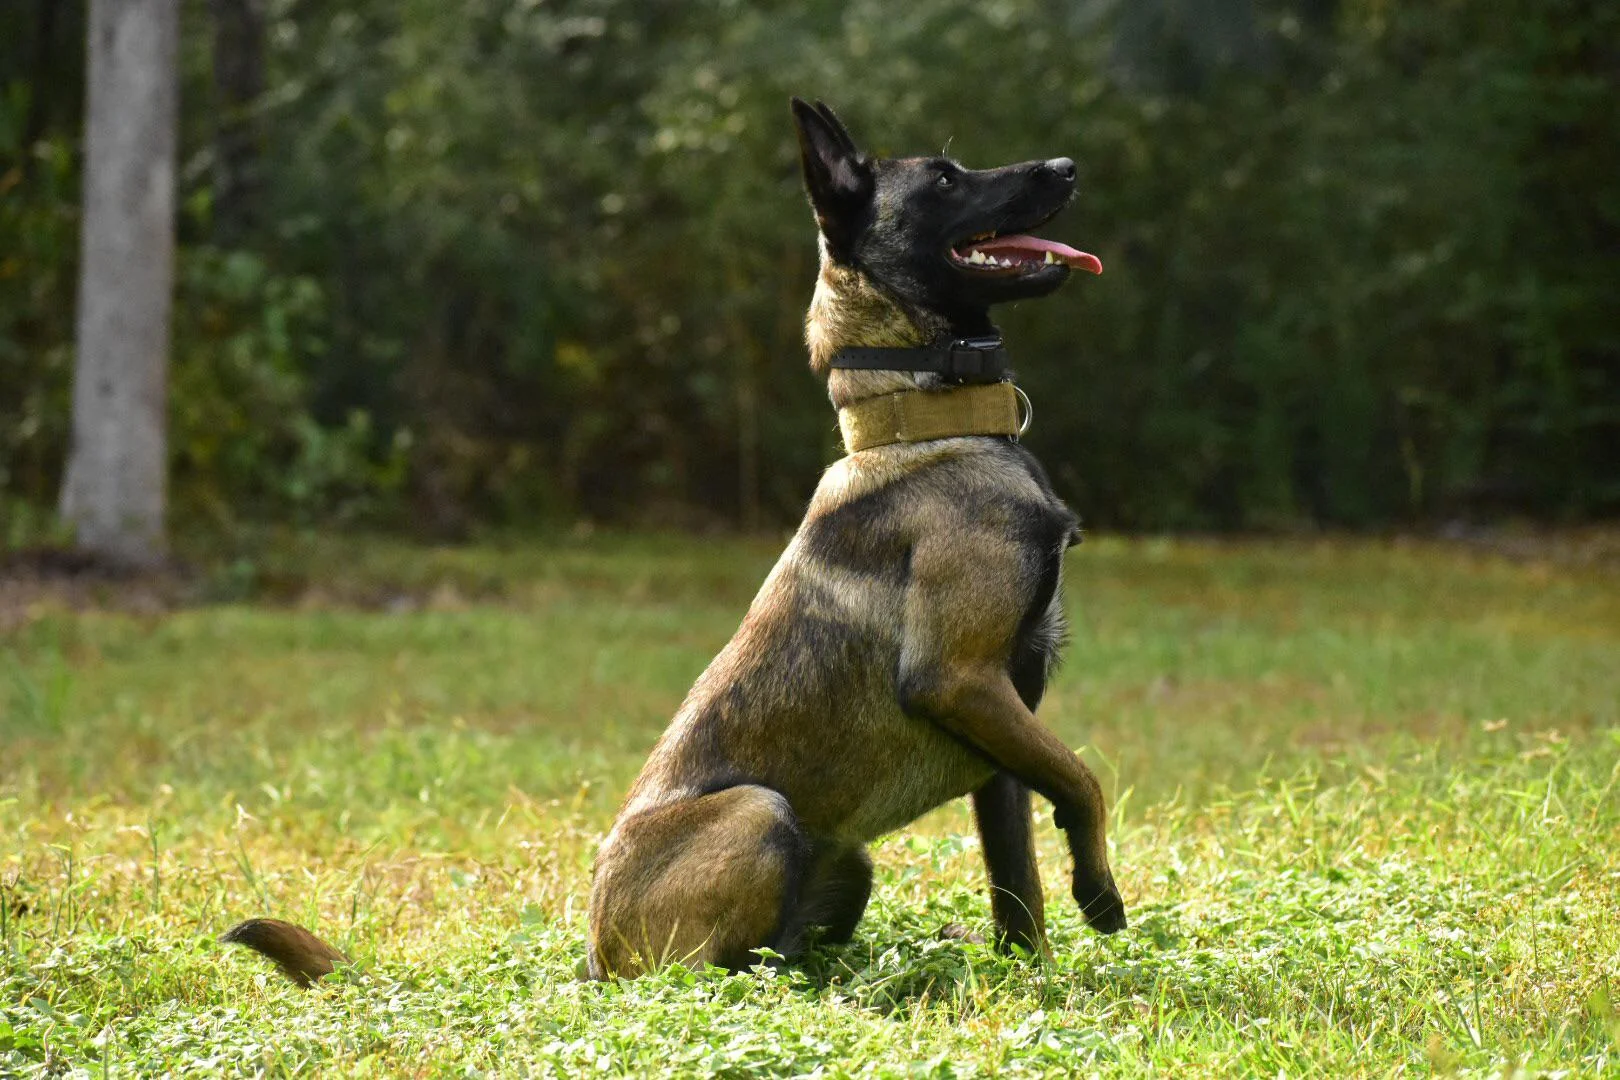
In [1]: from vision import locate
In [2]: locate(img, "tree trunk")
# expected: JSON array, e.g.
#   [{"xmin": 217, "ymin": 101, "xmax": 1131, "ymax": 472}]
[{"xmin": 60, "ymin": 0, "xmax": 180, "ymax": 569}]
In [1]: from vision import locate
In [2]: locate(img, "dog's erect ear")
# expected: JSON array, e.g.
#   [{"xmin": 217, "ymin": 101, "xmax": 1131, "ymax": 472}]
[{"xmin": 790, "ymin": 97, "xmax": 873, "ymax": 263}]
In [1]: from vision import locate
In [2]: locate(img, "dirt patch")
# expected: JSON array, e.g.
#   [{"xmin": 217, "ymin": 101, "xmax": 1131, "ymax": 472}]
[
  {"xmin": 0, "ymin": 548, "xmax": 194, "ymax": 632},
  {"xmin": 1430, "ymin": 523, "xmax": 1620, "ymax": 570},
  {"xmin": 0, "ymin": 547, "xmax": 499, "ymax": 632}
]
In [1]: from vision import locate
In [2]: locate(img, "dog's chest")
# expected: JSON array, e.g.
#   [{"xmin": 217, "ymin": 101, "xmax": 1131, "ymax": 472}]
[{"xmin": 794, "ymin": 700, "xmax": 995, "ymax": 842}]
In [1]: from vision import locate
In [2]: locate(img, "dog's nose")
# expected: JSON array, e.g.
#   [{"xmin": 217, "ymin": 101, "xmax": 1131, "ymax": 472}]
[{"xmin": 1044, "ymin": 157, "xmax": 1076, "ymax": 181}]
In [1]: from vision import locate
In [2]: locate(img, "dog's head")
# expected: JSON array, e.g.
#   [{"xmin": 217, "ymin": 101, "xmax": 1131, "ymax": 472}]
[{"xmin": 791, "ymin": 98, "xmax": 1100, "ymax": 331}]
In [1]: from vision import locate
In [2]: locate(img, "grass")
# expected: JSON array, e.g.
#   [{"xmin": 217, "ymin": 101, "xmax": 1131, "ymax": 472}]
[{"xmin": 2, "ymin": 531, "xmax": 1618, "ymax": 1076}]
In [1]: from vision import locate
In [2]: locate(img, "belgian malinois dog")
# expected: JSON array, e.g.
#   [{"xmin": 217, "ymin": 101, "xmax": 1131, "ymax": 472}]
[
  {"xmin": 583, "ymin": 100, "xmax": 1125, "ymax": 977},
  {"xmin": 221, "ymin": 98, "xmax": 1125, "ymax": 988}
]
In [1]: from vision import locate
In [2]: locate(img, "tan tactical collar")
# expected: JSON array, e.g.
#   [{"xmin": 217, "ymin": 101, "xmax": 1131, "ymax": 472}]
[{"xmin": 838, "ymin": 381, "xmax": 1030, "ymax": 454}]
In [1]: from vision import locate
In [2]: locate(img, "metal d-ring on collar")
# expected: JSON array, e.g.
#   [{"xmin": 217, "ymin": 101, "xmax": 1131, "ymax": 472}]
[{"xmin": 1013, "ymin": 384, "xmax": 1033, "ymax": 438}]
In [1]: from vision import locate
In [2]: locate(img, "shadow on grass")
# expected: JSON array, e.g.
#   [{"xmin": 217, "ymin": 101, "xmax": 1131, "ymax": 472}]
[{"xmin": 763, "ymin": 904, "xmax": 1205, "ymax": 1021}]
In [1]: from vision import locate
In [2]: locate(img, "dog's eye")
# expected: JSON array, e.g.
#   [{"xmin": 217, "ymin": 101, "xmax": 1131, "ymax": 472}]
[{"xmin": 936, "ymin": 172, "xmax": 954, "ymax": 189}]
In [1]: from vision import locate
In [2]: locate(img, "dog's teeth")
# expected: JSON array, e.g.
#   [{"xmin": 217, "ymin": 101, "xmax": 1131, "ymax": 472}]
[
  {"xmin": 1044, "ymin": 251, "xmax": 1055, "ymax": 264},
  {"xmin": 968, "ymin": 250, "xmax": 986, "ymax": 264},
  {"xmin": 999, "ymin": 257, "xmax": 1013, "ymax": 267}
]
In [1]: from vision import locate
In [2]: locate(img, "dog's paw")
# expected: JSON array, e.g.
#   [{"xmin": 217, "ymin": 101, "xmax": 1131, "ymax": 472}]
[{"xmin": 1073, "ymin": 881, "xmax": 1127, "ymax": 935}]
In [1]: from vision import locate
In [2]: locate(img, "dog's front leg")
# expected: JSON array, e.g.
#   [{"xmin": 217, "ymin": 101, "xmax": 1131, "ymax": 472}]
[
  {"xmin": 902, "ymin": 662, "xmax": 1126, "ymax": 934},
  {"xmin": 971, "ymin": 771, "xmax": 1047, "ymax": 955},
  {"xmin": 902, "ymin": 538, "xmax": 1126, "ymax": 935}
]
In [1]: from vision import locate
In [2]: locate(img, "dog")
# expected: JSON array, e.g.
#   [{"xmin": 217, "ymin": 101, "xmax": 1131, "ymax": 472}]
[
  {"xmin": 583, "ymin": 99, "xmax": 1124, "ymax": 977},
  {"xmin": 221, "ymin": 98, "xmax": 1125, "ymax": 988}
]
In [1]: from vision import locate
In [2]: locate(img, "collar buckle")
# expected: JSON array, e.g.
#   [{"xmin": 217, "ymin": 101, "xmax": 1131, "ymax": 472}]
[{"xmin": 941, "ymin": 335, "xmax": 1008, "ymax": 382}]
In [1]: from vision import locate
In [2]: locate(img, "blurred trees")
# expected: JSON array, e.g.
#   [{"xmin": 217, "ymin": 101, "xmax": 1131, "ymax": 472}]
[{"xmin": 3, "ymin": 0, "xmax": 1616, "ymax": 540}]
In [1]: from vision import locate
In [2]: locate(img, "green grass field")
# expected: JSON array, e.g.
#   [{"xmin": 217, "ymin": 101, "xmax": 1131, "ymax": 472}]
[{"xmin": 3, "ymin": 533, "xmax": 1618, "ymax": 1076}]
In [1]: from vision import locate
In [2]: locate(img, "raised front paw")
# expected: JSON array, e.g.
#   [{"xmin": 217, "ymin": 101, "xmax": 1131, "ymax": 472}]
[{"xmin": 1073, "ymin": 877, "xmax": 1127, "ymax": 934}]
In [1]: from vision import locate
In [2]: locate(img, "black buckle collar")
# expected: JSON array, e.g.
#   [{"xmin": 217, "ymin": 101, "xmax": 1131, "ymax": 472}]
[{"xmin": 830, "ymin": 334, "xmax": 1010, "ymax": 384}]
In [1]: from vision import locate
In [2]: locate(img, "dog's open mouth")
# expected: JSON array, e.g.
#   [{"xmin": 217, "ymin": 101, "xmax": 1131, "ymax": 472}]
[{"xmin": 950, "ymin": 232, "xmax": 1103, "ymax": 276}]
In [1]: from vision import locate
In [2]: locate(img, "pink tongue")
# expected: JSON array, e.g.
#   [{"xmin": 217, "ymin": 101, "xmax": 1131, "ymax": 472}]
[{"xmin": 970, "ymin": 234, "xmax": 1103, "ymax": 274}]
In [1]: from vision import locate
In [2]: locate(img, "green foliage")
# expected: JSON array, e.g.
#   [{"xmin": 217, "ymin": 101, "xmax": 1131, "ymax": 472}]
[
  {"xmin": 169, "ymin": 248, "xmax": 410, "ymax": 525},
  {"xmin": 0, "ymin": 124, "xmax": 76, "ymax": 514},
  {"xmin": 2, "ymin": 535, "xmax": 1617, "ymax": 1073},
  {"xmin": 2, "ymin": 0, "xmax": 1616, "ymax": 531}
]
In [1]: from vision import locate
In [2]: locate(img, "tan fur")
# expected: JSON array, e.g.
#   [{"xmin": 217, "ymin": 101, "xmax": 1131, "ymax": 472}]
[
  {"xmin": 807, "ymin": 253, "xmax": 945, "ymax": 407},
  {"xmin": 591, "ymin": 786, "xmax": 797, "ymax": 976}
]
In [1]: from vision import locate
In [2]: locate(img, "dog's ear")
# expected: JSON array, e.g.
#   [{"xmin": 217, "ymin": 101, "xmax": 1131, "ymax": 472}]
[{"xmin": 790, "ymin": 97, "xmax": 873, "ymax": 263}]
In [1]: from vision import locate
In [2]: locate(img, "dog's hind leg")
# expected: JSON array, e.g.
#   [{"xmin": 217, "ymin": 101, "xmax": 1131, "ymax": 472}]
[
  {"xmin": 778, "ymin": 844, "xmax": 873, "ymax": 950},
  {"xmin": 587, "ymin": 785, "xmax": 809, "ymax": 978}
]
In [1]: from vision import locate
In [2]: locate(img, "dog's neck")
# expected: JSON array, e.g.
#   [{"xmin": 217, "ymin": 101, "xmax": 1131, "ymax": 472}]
[{"xmin": 806, "ymin": 257, "xmax": 987, "ymax": 410}]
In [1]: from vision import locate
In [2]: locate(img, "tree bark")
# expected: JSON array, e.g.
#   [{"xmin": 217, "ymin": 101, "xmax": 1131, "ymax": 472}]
[{"xmin": 61, "ymin": 0, "xmax": 180, "ymax": 569}]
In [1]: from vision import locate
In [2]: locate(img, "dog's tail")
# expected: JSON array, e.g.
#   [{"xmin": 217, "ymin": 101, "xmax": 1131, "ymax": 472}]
[{"xmin": 221, "ymin": 918, "xmax": 349, "ymax": 987}]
